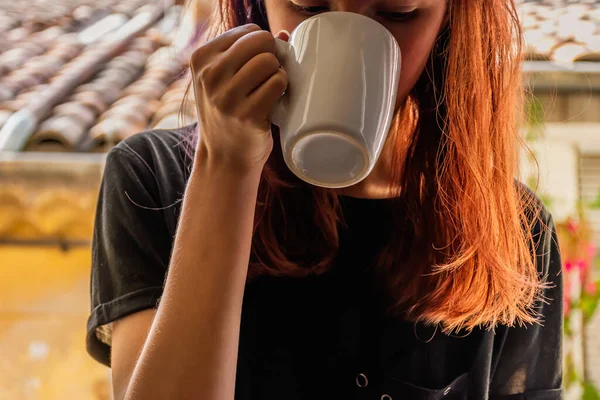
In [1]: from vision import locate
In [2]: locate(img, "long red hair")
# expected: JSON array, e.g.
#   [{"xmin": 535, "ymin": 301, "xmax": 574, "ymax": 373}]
[{"xmin": 181, "ymin": 0, "xmax": 546, "ymax": 332}]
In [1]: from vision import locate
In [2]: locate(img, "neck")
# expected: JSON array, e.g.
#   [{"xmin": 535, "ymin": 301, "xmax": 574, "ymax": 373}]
[
  {"xmin": 335, "ymin": 173, "xmax": 401, "ymax": 199},
  {"xmin": 335, "ymin": 119, "xmax": 408, "ymax": 200},
  {"xmin": 334, "ymin": 147, "xmax": 402, "ymax": 199}
]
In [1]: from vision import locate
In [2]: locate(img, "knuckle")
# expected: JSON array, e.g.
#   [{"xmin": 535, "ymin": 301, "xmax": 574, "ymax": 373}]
[
  {"xmin": 239, "ymin": 30, "xmax": 275, "ymax": 55},
  {"xmin": 192, "ymin": 72, "xmax": 205, "ymax": 94},
  {"xmin": 212, "ymin": 91, "xmax": 233, "ymax": 113},
  {"xmin": 267, "ymin": 54, "xmax": 281, "ymax": 70},
  {"xmin": 190, "ymin": 45, "xmax": 208, "ymax": 67},
  {"xmin": 273, "ymin": 80, "xmax": 287, "ymax": 94},
  {"xmin": 243, "ymin": 23, "xmax": 262, "ymax": 32},
  {"xmin": 254, "ymin": 29, "xmax": 275, "ymax": 42},
  {"xmin": 256, "ymin": 31, "xmax": 277, "ymax": 51},
  {"xmin": 257, "ymin": 53, "xmax": 280, "ymax": 71},
  {"xmin": 198, "ymin": 65, "xmax": 214, "ymax": 84},
  {"xmin": 235, "ymin": 24, "xmax": 262, "ymax": 38},
  {"xmin": 273, "ymin": 70, "xmax": 288, "ymax": 90}
]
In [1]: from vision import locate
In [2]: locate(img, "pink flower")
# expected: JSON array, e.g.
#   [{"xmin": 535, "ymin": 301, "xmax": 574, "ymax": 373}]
[
  {"xmin": 564, "ymin": 261, "xmax": 574, "ymax": 271},
  {"xmin": 564, "ymin": 259, "xmax": 586, "ymax": 272},
  {"xmin": 567, "ymin": 220, "xmax": 578, "ymax": 233},
  {"xmin": 587, "ymin": 244, "xmax": 597, "ymax": 258},
  {"xmin": 564, "ymin": 273, "xmax": 572, "ymax": 299},
  {"xmin": 585, "ymin": 281, "xmax": 597, "ymax": 296}
]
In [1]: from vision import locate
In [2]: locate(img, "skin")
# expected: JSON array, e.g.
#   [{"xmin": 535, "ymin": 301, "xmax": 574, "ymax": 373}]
[{"xmin": 109, "ymin": 1, "xmax": 447, "ymax": 399}]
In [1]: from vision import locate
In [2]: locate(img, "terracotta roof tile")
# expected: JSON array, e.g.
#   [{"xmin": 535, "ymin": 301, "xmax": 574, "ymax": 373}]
[
  {"xmin": 521, "ymin": 0, "xmax": 600, "ymax": 62},
  {"xmin": 0, "ymin": 0, "xmax": 194, "ymax": 152}
]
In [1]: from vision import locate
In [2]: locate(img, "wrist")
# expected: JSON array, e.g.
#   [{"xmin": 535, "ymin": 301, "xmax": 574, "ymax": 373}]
[
  {"xmin": 192, "ymin": 144, "xmax": 264, "ymax": 187},
  {"xmin": 192, "ymin": 143, "xmax": 266, "ymax": 180}
]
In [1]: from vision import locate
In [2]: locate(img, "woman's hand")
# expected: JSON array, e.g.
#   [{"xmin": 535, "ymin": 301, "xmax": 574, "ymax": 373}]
[{"xmin": 191, "ymin": 24, "xmax": 289, "ymax": 173}]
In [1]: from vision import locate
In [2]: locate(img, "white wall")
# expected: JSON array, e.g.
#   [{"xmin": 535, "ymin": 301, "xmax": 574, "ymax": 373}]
[{"xmin": 520, "ymin": 136, "xmax": 579, "ymax": 221}]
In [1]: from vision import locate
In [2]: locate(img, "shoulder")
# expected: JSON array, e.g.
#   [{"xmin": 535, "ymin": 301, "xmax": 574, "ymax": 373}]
[
  {"xmin": 100, "ymin": 123, "xmax": 197, "ymax": 235},
  {"xmin": 515, "ymin": 180, "xmax": 559, "ymax": 277},
  {"xmin": 515, "ymin": 180, "xmax": 553, "ymax": 229},
  {"xmin": 103, "ymin": 123, "xmax": 196, "ymax": 197},
  {"xmin": 107, "ymin": 123, "xmax": 196, "ymax": 176}
]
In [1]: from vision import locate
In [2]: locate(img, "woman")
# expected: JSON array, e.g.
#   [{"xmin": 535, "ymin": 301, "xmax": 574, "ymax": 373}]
[{"xmin": 86, "ymin": 1, "xmax": 564, "ymax": 399}]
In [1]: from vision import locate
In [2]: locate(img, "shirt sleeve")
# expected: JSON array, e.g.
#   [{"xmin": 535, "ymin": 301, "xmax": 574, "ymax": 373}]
[
  {"xmin": 490, "ymin": 212, "xmax": 564, "ymax": 399},
  {"xmin": 86, "ymin": 146, "xmax": 173, "ymax": 367}
]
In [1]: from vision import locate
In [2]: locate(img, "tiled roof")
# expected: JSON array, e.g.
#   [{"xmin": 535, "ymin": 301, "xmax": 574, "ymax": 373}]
[
  {"xmin": 0, "ymin": 1, "xmax": 599, "ymax": 154},
  {"xmin": 0, "ymin": 0, "xmax": 197, "ymax": 153},
  {"xmin": 521, "ymin": 0, "xmax": 600, "ymax": 62}
]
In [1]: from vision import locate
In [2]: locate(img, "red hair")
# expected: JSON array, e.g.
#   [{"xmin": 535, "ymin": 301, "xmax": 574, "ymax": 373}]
[{"xmin": 181, "ymin": 0, "xmax": 546, "ymax": 332}]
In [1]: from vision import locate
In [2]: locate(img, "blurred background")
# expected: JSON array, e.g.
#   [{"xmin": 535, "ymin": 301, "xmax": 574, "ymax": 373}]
[{"xmin": 1, "ymin": 0, "xmax": 600, "ymax": 399}]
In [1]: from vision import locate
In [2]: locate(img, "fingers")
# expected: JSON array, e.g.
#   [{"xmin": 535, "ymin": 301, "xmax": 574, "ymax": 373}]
[
  {"xmin": 242, "ymin": 68, "xmax": 288, "ymax": 120},
  {"xmin": 228, "ymin": 52, "xmax": 281, "ymax": 98},
  {"xmin": 190, "ymin": 23, "xmax": 289, "ymax": 129},
  {"xmin": 191, "ymin": 25, "xmax": 278, "ymax": 93},
  {"xmin": 197, "ymin": 24, "xmax": 262, "ymax": 56},
  {"xmin": 220, "ymin": 29, "xmax": 277, "ymax": 75},
  {"xmin": 274, "ymin": 30, "xmax": 290, "ymax": 41},
  {"xmin": 190, "ymin": 26, "xmax": 263, "ymax": 93},
  {"xmin": 190, "ymin": 24, "xmax": 262, "ymax": 78}
]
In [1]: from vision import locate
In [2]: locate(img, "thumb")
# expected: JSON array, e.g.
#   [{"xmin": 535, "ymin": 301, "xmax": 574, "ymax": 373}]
[{"xmin": 274, "ymin": 30, "xmax": 291, "ymax": 41}]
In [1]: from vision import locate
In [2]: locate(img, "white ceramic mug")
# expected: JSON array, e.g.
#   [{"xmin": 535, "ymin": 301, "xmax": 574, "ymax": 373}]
[{"xmin": 271, "ymin": 11, "xmax": 401, "ymax": 189}]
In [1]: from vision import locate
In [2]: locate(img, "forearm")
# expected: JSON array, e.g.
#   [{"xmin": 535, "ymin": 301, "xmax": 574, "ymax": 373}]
[{"xmin": 124, "ymin": 151, "xmax": 262, "ymax": 400}]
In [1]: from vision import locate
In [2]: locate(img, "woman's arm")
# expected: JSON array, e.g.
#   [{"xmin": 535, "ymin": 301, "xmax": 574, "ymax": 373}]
[
  {"xmin": 110, "ymin": 23, "xmax": 288, "ymax": 400},
  {"xmin": 114, "ymin": 161, "xmax": 262, "ymax": 400}
]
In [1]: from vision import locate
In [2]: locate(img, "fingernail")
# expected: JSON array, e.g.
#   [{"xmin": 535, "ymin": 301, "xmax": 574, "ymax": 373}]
[{"xmin": 275, "ymin": 30, "xmax": 291, "ymax": 38}]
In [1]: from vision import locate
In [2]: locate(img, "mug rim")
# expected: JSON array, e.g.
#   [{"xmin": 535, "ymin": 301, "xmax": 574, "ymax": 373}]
[{"xmin": 291, "ymin": 11, "xmax": 400, "ymax": 48}]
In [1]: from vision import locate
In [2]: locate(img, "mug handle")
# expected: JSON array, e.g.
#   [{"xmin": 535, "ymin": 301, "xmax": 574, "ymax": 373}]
[{"xmin": 270, "ymin": 38, "xmax": 292, "ymax": 127}]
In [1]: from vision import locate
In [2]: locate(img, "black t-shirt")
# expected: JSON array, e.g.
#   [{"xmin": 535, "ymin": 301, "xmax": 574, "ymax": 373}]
[{"xmin": 87, "ymin": 124, "xmax": 564, "ymax": 400}]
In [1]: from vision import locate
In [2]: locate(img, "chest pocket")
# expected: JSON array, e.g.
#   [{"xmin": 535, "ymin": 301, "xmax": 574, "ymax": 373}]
[{"xmin": 359, "ymin": 372, "xmax": 470, "ymax": 400}]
